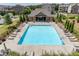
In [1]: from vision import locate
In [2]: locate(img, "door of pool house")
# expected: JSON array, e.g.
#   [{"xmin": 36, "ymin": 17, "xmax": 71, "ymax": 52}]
[{"xmin": 36, "ymin": 16, "xmax": 46, "ymax": 22}]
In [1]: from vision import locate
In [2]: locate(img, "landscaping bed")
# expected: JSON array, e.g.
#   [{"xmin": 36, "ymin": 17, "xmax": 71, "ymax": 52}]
[
  {"xmin": 56, "ymin": 13, "xmax": 79, "ymax": 41},
  {"xmin": 0, "ymin": 20, "xmax": 20, "ymax": 42}
]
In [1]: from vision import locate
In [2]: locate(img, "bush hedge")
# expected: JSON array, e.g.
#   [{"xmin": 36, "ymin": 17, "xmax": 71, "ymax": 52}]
[{"xmin": 69, "ymin": 16, "xmax": 75, "ymax": 19}]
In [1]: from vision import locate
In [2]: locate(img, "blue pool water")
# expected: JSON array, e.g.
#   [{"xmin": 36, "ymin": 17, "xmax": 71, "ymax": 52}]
[{"xmin": 18, "ymin": 25, "xmax": 64, "ymax": 45}]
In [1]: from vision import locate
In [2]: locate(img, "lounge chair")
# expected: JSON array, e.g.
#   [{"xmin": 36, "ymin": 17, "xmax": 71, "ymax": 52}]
[
  {"xmin": 16, "ymin": 29, "xmax": 20, "ymax": 32},
  {"xmin": 8, "ymin": 36, "xmax": 14, "ymax": 40},
  {"xmin": 69, "ymin": 36, "xmax": 77, "ymax": 40},
  {"xmin": 66, "ymin": 33, "xmax": 73, "ymax": 37},
  {"xmin": 64, "ymin": 29, "xmax": 69, "ymax": 33},
  {"xmin": 69, "ymin": 36, "xmax": 76, "ymax": 39},
  {"xmin": 13, "ymin": 31, "xmax": 17, "ymax": 34},
  {"xmin": 67, "ymin": 34, "xmax": 78, "ymax": 42},
  {"xmin": 10, "ymin": 34, "xmax": 16, "ymax": 37},
  {"xmin": 65, "ymin": 33, "xmax": 73, "ymax": 37}
]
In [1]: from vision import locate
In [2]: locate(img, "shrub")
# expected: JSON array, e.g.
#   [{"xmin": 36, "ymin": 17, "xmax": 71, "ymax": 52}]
[
  {"xmin": 59, "ymin": 14, "xmax": 62, "ymax": 22},
  {"xmin": 62, "ymin": 15, "xmax": 67, "ymax": 20},
  {"xmin": 69, "ymin": 16, "xmax": 75, "ymax": 19},
  {"xmin": 69, "ymin": 52, "xmax": 79, "ymax": 56},
  {"xmin": 4, "ymin": 14, "xmax": 12, "ymax": 24},
  {"xmin": 61, "ymin": 14, "xmax": 67, "ymax": 20},
  {"xmin": 42, "ymin": 51, "xmax": 58, "ymax": 56},
  {"xmin": 64, "ymin": 20, "xmax": 67, "ymax": 29},
  {"xmin": 57, "ymin": 13, "xmax": 63, "ymax": 22},
  {"xmin": 68, "ymin": 22, "xmax": 71, "ymax": 31},
  {"xmin": 66, "ymin": 20, "xmax": 69, "ymax": 29},
  {"xmin": 56, "ymin": 12, "xmax": 60, "ymax": 19},
  {"xmin": 8, "ymin": 51, "xmax": 20, "ymax": 56},
  {"xmin": 19, "ymin": 15, "xmax": 26, "ymax": 23},
  {"xmin": 70, "ymin": 21, "xmax": 75, "ymax": 33}
]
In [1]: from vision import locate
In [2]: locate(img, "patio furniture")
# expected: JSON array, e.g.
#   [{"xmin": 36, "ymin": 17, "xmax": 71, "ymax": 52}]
[
  {"xmin": 64, "ymin": 29, "xmax": 69, "ymax": 33},
  {"xmin": 16, "ymin": 29, "xmax": 20, "ymax": 32},
  {"xmin": 64, "ymin": 31, "xmax": 78, "ymax": 41},
  {"xmin": 69, "ymin": 36, "xmax": 77, "ymax": 41},
  {"xmin": 65, "ymin": 32, "xmax": 73, "ymax": 37},
  {"xmin": 8, "ymin": 36, "xmax": 15, "ymax": 40},
  {"xmin": 10, "ymin": 34, "xmax": 16, "ymax": 37}
]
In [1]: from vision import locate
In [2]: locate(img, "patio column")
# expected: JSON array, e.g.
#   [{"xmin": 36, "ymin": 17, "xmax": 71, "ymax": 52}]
[
  {"xmin": 46, "ymin": 17, "xmax": 49, "ymax": 22},
  {"xmin": 28, "ymin": 17, "xmax": 31, "ymax": 21},
  {"xmin": 29, "ymin": 17, "xmax": 33, "ymax": 21},
  {"xmin": 33, "ymin": 17, "xmax": 36, "ymax": 22},
  {"xmin": 50, "ymin": 17, "xmax": 53, "ymax": 22}
]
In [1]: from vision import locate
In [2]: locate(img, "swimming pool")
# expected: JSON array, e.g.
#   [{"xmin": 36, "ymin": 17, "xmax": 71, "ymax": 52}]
[{"xmin": 18, "ymin": 25, "xmax": 64, "ymax": 45}]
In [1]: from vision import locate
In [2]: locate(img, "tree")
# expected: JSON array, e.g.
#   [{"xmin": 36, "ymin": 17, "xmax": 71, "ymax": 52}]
[
  {"xmin": 0, "ymin": 11, "xmax": 6, "ymax": 16},
  {"xmin": 4, "ymin": 14, "xmax": 12, "ymax": 24},
  {"xmin": 19, "ymin": 15, "xmax": 23, "ymax": 22},
  {"xmin": 59, "ymin": 14, "xmax": 62, "ymax": 22},
  {"xmin": 55, "ymin": 4, "xmax": 59, "ymax": 13},
  {"xmin": 68, "ymin": 22, "xmax": 71, "ymax": 31},
  {"xmin": 12, "ymin": 10, "xmax": 16, "ymax": 16},
  {"xmin": 66, "ymin": 20, "xmax": 69, "ymax": 29},
  {"xmin": 77, "ymin": 16, "xmax": 79, "ymax": 23},
  {"xmin": 22, "ymin": 8, "xmax": 31, "ymax": 15},
  {"xmin": 64, "ymin": 20, "xmax": 67, "ymax": 29},
  {"xmin": 64, "ymin": 20, "xmax": 75, "ymax": 33},
  {"xmin": 70, "ymin": 20, "xmax": 75, "ymax": 33},
  {"xmin": 57, "ymin": 12, "xmax": 59, "ymax": 19},
  {"xmin": 19, "ymin": 15, "xmax": 26, "ymax": 23},
  {"xmin": 28, "ymin": 5, "xmax": 42, "ymax": 10},
  {"xmin": 22, "ymin": 15, "xmax": 26, "ymax": 22}
]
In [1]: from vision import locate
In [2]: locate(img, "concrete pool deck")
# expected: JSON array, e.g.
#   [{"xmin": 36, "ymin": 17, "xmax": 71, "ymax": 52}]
[{"xmin": 0, "ymin": 22, "xmax": 76, "ymax": 56}]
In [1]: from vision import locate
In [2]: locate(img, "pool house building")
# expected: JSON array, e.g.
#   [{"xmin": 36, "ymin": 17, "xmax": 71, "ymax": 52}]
[{"xmin": 28, "ymin": 8, "xmax": 53, "ymax": 22}]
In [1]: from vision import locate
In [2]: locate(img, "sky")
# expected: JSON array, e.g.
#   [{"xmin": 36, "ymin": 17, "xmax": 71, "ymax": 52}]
[{"xmin": 0, "ymin": 3, "xmax": 42, "ymax": 6}]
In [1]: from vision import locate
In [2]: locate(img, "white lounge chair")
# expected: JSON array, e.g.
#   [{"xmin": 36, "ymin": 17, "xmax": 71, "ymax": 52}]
[
  {"xmin": 7, "ymin": 36, "xmax": 14, "ymax": 40},
  {"xmin": 68, "ymin": 35, "xmax": 78, "ymax": 41},
  {"xmin": 65, "ymin": 33, "xmax": 73, "ymax": 37},
  {"xmin": 10, "ymin": 34, "xmax": 16, "ymax": 37}
]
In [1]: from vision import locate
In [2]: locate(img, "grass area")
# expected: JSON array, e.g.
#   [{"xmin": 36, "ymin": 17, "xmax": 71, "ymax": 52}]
[
  {"xmin": 0, "ymin": 25, "xmax": 9, "ymax": 37},
  {"xmin": 0, "ymin": 18, "xmax": 20, "ymax": 38}
]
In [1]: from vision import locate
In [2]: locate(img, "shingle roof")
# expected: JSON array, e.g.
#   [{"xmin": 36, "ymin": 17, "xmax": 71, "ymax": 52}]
[{"xmin": 28, "ymin": 8, "xmax": 52, "ymax": 17}]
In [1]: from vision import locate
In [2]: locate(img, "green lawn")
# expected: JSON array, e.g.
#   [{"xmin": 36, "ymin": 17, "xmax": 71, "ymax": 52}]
[{"xmin": 0, "ymin": 18, "xmax": 20, "ymax": 38}]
